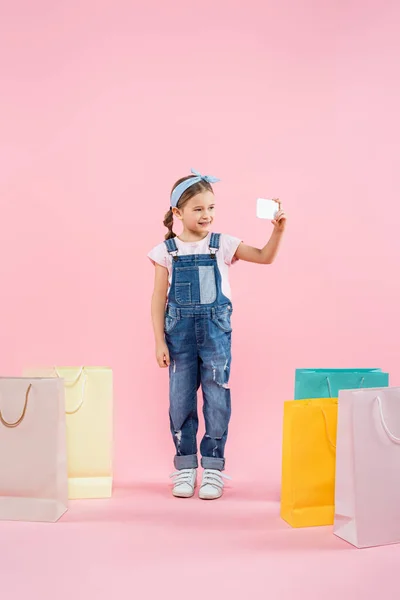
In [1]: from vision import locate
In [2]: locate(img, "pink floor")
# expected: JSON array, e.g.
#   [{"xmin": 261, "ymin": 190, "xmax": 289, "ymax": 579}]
[{"xmin": 1, "ymin": 481, "xmax": 399, "ymax": 599}]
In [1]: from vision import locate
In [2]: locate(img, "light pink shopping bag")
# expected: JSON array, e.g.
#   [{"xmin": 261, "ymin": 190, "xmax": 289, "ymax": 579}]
[
  {"xmin": 0, "ymin": 378, "xmax": 68, "ymax": 522},
  {"xmin": 334, "ymin": 386, "xmax": 400, "ymax": 548}
]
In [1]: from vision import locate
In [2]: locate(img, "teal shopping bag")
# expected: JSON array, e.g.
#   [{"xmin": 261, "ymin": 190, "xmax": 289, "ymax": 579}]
[{"xmin": 294, "ymin": 368, "xmax": 389, "ymax": 400}]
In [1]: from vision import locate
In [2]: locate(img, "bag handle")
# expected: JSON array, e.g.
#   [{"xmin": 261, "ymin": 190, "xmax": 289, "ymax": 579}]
[
  {"xmin": 54, "ymin": 367, "xmax": 87, "ymax": 415},
  {"xmin": 320, "ymin": 407, "xmax": 336, "ymax": 449},
  {"xmin": 326, "ymin": 376, "xmax": 365, "ymax": 398},
  {"xmin": 0, "ymin": 384, "xmax": 32, "ymax": 428},
  {"xmin": 376, "ymin": 395, "xmax": 400, "ymax": 444}
]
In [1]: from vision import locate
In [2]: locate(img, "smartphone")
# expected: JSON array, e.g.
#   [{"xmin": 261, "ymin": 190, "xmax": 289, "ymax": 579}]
[{"xmin": 256, "ymin": 198, "xmax": 279, "ymax": 220}]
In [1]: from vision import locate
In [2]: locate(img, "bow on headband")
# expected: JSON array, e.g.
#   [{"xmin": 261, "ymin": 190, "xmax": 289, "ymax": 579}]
[{"xmin": 170, "ymin": 168, "xmax": 220, "ymax": 208}]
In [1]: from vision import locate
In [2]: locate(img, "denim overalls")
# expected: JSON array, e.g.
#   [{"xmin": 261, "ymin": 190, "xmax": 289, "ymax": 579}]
[{"xmin": 164, "ymin": 233, "xmax": 232, "ymax": 472}]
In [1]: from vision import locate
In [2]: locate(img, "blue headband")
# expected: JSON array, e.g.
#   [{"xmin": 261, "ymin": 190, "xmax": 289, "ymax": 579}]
[{"xmin": 170, "ymin": 169, "xmax": 220, "ymax": 208}]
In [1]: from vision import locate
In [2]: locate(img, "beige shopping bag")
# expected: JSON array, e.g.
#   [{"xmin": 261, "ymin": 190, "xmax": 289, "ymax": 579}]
[
  {"xmin": 0, "ymin": 377, "xmax": 68, "ymax": 522},
  {"xmin": 24, "ymin": 367, "xmax": 113, "ymax": 499}
]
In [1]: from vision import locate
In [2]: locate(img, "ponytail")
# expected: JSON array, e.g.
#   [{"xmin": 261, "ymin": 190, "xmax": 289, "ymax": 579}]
[{"xmin": 163, "ymin": 208, "xmax": 176, "ymax": 240}]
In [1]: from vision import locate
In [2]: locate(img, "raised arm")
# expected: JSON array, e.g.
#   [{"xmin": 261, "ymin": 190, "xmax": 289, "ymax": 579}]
[{"xmin": 235, "ymin": 207, "xmax": 287, "ymax": 264}]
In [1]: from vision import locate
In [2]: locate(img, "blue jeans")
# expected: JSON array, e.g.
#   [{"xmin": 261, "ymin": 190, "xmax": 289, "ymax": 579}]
[{"xmin": 165, "ymin": 303, "xmax": 232, "ymax": 471}]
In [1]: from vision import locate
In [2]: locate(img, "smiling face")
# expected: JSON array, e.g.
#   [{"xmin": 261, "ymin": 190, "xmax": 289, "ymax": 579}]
[{"xmin": 173, "ymin": 190, "xmax": 216, "ymax": 237}]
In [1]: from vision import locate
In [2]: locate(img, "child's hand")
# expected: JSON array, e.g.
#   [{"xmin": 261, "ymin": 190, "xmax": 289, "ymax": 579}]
[
  {"xmin": 156, "ymin": 342, "xmax": 170, "ymax": 368},
  {"xmin": 271, "ymin": 200, "xmax": 287, "ymax": 232}
]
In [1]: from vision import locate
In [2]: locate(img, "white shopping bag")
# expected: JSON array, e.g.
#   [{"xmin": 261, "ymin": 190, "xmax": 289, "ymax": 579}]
[
  {"xmin": 334, "ymin": 386, "xmax": 400, "ymax": 548},
  {"xmin": 0, "ymin": 378, "xmax": 68, "ymax": 522}
]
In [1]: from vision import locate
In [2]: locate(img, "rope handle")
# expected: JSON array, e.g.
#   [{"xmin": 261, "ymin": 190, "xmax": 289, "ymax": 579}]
[
  {"xmin": 376, "ymin": 396, "xmax": 400, "ymax": 444},
  {"xmin": 326, "ymin": 376, "xmax": 365, "ymax": 398},
  {"xmin": 54, "ymin": 367, "xmax": 87, "ymax": 415},
  {"xmin": 0, "ymin": 384, "xmax": 32, "ymax": 428},
  {"xmin": 54, "ymin": 367, "xmax": 84, "ymax": 386},
  {"xmin": 320, "ymin": 407, "xmax": 336, "ymax": 449}
]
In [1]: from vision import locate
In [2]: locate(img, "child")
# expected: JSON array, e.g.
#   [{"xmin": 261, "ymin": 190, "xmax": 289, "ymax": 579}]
[{"xmin": 148, "ymin": 169, "xmax": 286, "ymax": 500}]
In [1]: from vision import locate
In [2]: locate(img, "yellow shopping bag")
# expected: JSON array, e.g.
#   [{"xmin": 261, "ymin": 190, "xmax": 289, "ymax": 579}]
[
  {"xmin": 280, "ymin": 398, "xmax": 337, "ymax": 527},
  {"xmin": 23, "ymin": 367, "xmax": 113, "ymax": 500}
]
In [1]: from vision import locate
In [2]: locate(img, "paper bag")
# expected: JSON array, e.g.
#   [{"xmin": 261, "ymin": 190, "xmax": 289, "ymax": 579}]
[
  {"xmin": 281, "ymin": 398, "xmax": 337, "ymax": 527},
  {"xmin": 334, "ymin": 387, "xmax": 400, "ymax": 548},
  {"xmin": 294, "ymin": 368, "xmax": 389, "ymax": 400},
  {"xmin": 0, "ymin": 378, "xmax": 68, "ymax": 522},
  {"xmin": 24, "ymin": 367, "xmax": 113, "ymax": 499}
]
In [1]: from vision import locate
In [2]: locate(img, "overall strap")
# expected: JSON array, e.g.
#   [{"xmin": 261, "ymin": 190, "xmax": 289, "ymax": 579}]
[
  {"xmin": 164, "ymin": 237, "xmax": 179, "ymax": 261},
  {"xmin": 209, "ymin": 233, "xmax": 221, "ymax": 259}
]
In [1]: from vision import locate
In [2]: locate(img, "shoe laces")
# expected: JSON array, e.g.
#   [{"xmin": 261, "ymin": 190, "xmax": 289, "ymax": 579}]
[
  {"xmin": 201, "ymin": 469, "xmax": 231, "ymax": 490},
  {"xmin": 169, "ymin": 469, "xmax": 195, "ymax": 487}
]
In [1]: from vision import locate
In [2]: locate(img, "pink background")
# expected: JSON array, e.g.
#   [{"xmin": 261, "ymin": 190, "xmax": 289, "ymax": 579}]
[{"xmin": 1, "ymin": 0, "xmax": 399, "ymax": 490}]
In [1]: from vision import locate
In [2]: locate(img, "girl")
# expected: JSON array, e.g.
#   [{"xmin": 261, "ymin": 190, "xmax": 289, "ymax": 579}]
[{"xmin": 148, "ymin": 169, "xmax": 286, "ymax": 500}]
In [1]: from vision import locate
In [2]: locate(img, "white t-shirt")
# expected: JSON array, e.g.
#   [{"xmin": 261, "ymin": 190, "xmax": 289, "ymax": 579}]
[{"xmin": 148, "ymin": 233, "xmax": 242, "ymax": 301}]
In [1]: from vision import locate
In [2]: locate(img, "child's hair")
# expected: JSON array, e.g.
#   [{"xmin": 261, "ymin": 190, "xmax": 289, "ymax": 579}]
[{"xmin": 164, "ymin": 175, "xmax": 214, "ymax": 240}]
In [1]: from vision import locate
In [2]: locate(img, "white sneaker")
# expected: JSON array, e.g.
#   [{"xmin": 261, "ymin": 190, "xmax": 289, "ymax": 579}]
[
  {"xmin": 199, "ymin": 469, "xmax": 230, "ymax": 500},
  {"xmin": 170, "ymin": 468, "xmax": 197, "ymax": 498}
]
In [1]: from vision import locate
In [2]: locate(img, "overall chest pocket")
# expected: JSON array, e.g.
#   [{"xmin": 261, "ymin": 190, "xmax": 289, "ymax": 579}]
[{"xmin": 175, "ymin": 266, "xmax": 217, "ymax": 305}]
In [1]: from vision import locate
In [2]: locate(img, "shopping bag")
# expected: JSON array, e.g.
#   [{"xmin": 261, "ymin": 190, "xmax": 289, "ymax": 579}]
[
  {"xmin": 0, "ymin": 378, "xmax": 68, "ymax": 522},
  {"xmin": 24, "ymin": 367, "xmax": 113, "ymax": 499},
  {"xmin": 281, "ymin": 398, "xmax": 337, "ymax": 527},
  {"xmin": 294, "ymin": 368, "xmax": 389, "ymax": 400},
  {"xmin": 334, "ymin": 386, "xmax": 400, "ymax": 548}
]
